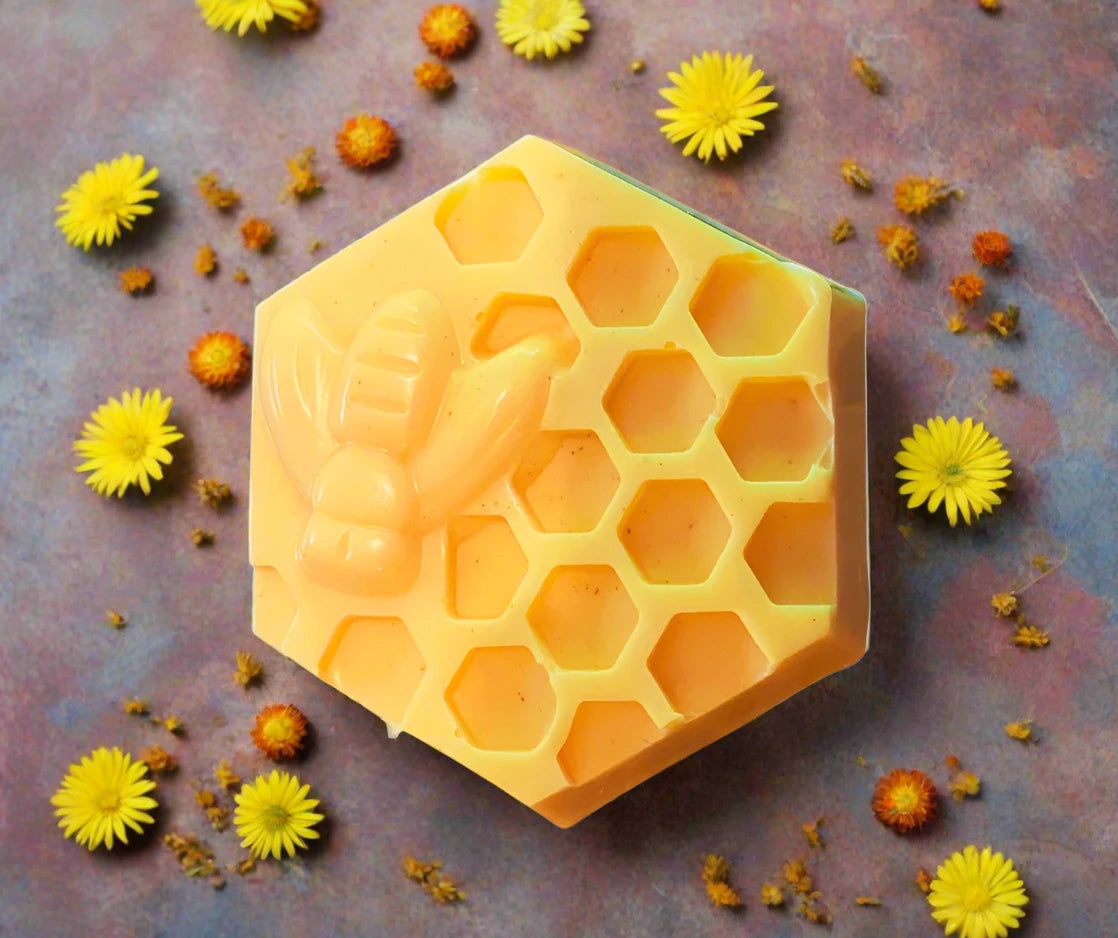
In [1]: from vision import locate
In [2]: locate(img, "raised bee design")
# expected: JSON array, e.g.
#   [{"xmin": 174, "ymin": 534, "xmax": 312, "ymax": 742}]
[{"xmin": 260, "ymin": 288, "xmax": 577, "ymax": 595}]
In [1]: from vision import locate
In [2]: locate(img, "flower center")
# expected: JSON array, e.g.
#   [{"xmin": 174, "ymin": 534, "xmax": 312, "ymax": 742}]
[
  {"xmin": 962, "ymin": 883, "xmax": 991, "ymax": 912},
  {"xmin": 202, "ymin": 346, "xmax": 232, "ymax": 369},
  {"xmin": 121, "ymin": 434, "xmax": 145, "ymax": 459},
  {"xmin": 263, "ymin": 716, "xmax": 295, "ymax": 742},
  {"xmin": 892, "ymin": 785, "xmax": 919, "ymax": 813},
  {"xmin": 96, "ymin": 788, "xmax": 121, "ymax": 814},
  {"xmin": 940, "ymin": 462, "xmax": 965, "ymax": 485},
  {"xmin": 261, "ymin": 804, "xmax": 291, "ymax": 833}
]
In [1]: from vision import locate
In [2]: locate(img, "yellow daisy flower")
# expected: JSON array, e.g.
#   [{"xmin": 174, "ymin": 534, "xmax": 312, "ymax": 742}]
[
  {"xmin": 50, "ymin": 747, "xmax": 158, "ymax": 850},
  {"xmin": 234, "ymin": 770, "xmax": 324, "ymax": 859},
  {"xmin": 496, "ymin": 0, "xmax": 590, "ymax": 60},
  {"xmin": 54, "ymin": 154, "xmax": 159, "ymax": 251},
  {"xmin": 197, "ymin": 0, "xmax": 308, "ymax": 35},
  {"xmin": 73, "ymin": 388, "xmax": 185, "ymax": 498},
  {"xmin": 656, "ymin": 51, "xmax": 778, "ymax": 162},
  {"xmin": 928, "ymin": 845, "xmax": 1028, "ymax": 938},
  {"xmin": 895, "ymin": 416, "xmax": 1012, "ymax": 526}
]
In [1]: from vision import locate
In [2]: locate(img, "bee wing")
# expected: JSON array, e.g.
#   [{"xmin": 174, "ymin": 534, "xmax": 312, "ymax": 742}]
[{"xmin": 258, "ymin": 296, "xmax": 344, "ymax": 493}]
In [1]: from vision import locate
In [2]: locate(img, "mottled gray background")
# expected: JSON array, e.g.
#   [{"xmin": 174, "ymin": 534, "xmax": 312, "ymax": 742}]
[{"xmin": 2, "ymin": 1, "xmax": 1117, "ymax": 936}]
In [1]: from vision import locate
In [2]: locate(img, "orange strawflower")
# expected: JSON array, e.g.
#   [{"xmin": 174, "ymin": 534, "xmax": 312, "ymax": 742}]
[
  {"xmin": 188, "ymin": 331, "xmax": 252, "ymax": 390},
  {"xmin": 290, "ymin": 0, "xmax": 319, "ymax": 30},
  {"xmin": 419, "ymin": 4, "xmax": 475, "ymax": 57},
  {"xmin": 119, "ymin": 267, "xmax": 153, "ymax": 294},
  {"xmin": 872, "ymin": 768, "xmax": 937, "ymax": 833},
  {"xmin": 840, "ymin": 159, "xmax": 873, "ymax": 191},
  {"xmin": 251, "ymin": 703, "xmax": 309, "ymax": 759},
  {"xmin": 991, "ymin": 367, "xmax": 1016, "ymax": 391},
  {"xmin": 240, "ymin": 217, "xmax": 274, "ymax": 251},
  {"xmin": 195, "ymin": 244, "xmax": 217, "ymax": 276},
  {"xmin": 894, "ymin": 175, "xmax": 954, "ymax": 215},
  {"xmin": 851, "ymin": 56, "xmax": 882, "ymax": 93},
  {"xmin": 973, "ymin": 229, "xmax": 1012, "ymax": 266},
  {"xmin": 414, "ymin": 60, "xmax": 455, "ymax": 91},
  {"xmin": 197, "ymin": 172, "xmax": 240, "ymax": 210},
  {"xmin": 878, "ymin": 225, "xmax": 919, "ymax": 269},
  {"xmin": 335, "ymin": 114, "xmax": 397, "ymax": 168},
  {"xmin": 949, "ymin": 272, "xmax": 985, "ymax": 305}
]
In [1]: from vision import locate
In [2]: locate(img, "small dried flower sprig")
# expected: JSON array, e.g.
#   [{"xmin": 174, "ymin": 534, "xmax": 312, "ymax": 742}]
[
  {"xmin": 991, "ymin": 367, "xmax": 1016, "ymax": 391},
  {"xmin": 629, "ymin": 59, "xmax": 646, "ymax": 74},
  {"xmin": 195, "ymin": 244, "xmax": 217, "ymax": 276},
  {"xmin": 415, "ymin": 61, "xmax": 455, "ymax": 91},
  {"xmin": 191, "ymin": 528, "xmax": 215, "ymax": 547},
  {"xmin": 194, "ymin": 788, "xmax": 230, "ymax": 831},
  {"xmin": 915, "ymin": 868, "xmax": 933, "ymax": 893},
  {"xmin": 215, "ymin": 760, "xmax": 241, "ymax": 791},
  {"xmin": 701, "ymin": 854, "xmax": 743, "ymax": 908},
  {"xmin": 856, "ymin": 896, "xmax": 882, "ymax": 907},
  {"xmin": 164, "ymin": 832, "xmax": 224, "ymax": 889},
  {"xmin": 830, "ymin": 218, "xmax": 854, "ymax": 244},
  {"xmin": 840, "ymin": 159, "xmax": 873, "ymax": 191},
  {"xmin": 196, "ymin": 478, "xmax": 233, "ymax": 508},
  {"xmin": 761, "ymin": 883, "xmax": 784, "ymax": 906},
  {"xmin": 878, "ymin": 225, "xmax": 919, "ymax": 269},
  {"xmin": 234, "ymin": 651, "xmax": 263, "ymax": 688},
  {"xmin": 872, "ymin": 769, "xmax": 937, "ymax": 833},
  {"xmin": 197, "ymin": 172, "xmax": 240, "ymax": 210},
  {"xmin": 139, "ymin": 744, "xmax": 176, "ymax": 774},
  {"xmin": 403, "ymin": 856, "xmax": 467, "ymax": 904},
  {"xmin": 228, "ymin": 856, "xmax": 256, "ymax": 875},
  {"xmin": 988, "ymin": 304, "xmax": 1020, "ymax": 337},
  {"xmin": 946, "ymin": 755, "xmax": 981, "ymax": 801},
  {"xmin": 155, "ymin": 714, "xmax": 185, "ymax": 736},
  {"xmin": 233, "ymin": 268, "xmax": 250, "ymax": 284},
  {"xmin": 782, "ymin": 855, "xmax": 833, "ymax": 921},
  {"xmin": 418, "ymin": 5, "xmax": 476, "ymax": 57},
  {"xmin": 973, "ymin": 229, "xmax": 1012, "ymax": 266},
  {"xmin": 949, "ymin": 273, "xmax": 985, "ymax": 305},
  {"xmin": 122, "ymin": 698, "xmax": 149, "ymax": 716},
  {"xmin": 241, "ymin": 217, "xmax": 274, "ymax": 251},
  {"xmin": 851, "ymin": 56, "xmax": 882, "ymax": 93},
  {"xmin": 284, "ymin": 148, "xmax": 322, "ymax": 200},
  {"xmin": 119, "ymin": 267, "xmax": 153, "ymax": 295},
  {"xmin": 894, "ymin": 175, "xmax": 960, "ymax": 215},
  {"xmin": 978, "ymin": 0, "xmax": 1001, "ymax": 12},
  {"xmin": 251, "ymin": 703, "xmax": 308, "ymax": 759},
  {"xmin": 105, "ymin": 609, "xmax": 126, "ymax": 629},
  {"xmin": 802, "ymin": 816, "xmax": 825, "ymax": 848},
  {"xmin": 991, "ymin": 591, "xmax": 1018, "ymax": 617},
  {"xmin": 946, "ymin": 312, "xmax": 967, "ymax": 334},
  {"xmin": 1005, "ymin": 720, "xmax": 1035, "ymax": 742},
  {"xmin": 336, "ymin": 114, "xmax": 398, "ymax": 168}
]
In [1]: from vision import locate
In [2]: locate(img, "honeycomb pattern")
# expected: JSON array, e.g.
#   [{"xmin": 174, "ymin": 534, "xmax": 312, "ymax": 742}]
[{"xmin": 250, "ymin": 135, "xmax": 868, "ymax": 829}]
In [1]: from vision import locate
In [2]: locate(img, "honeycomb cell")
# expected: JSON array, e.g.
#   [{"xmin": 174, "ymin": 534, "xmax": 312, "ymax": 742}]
[
  {"xmin": 446, "ymin": 516, "xmax": 528, "ymax": 619},
  {"xmin": 511, "ymin": 431, "xmax": 619, "ymax": 533},
  {"xmin": 319, "ymin": 616, "xmax": 425, "ymax": 727},
  {"xmin": 471, "ymin": 294, "xmax": 581, "ymax": 364},
  {"xmin": 647, "ymin": 612, "xmax": 770, "ymax": 718},
  {"xmin": 252, "ymin": 566, "xmax": 297, "ymax": 647},
  {"xmin": 568, "ymin": 226, "xmax": 678, "ymax": 327},
  {"xmin": 557, "ymin": 701, "xmax": 661, "ymax": 785},
  {"xmin": 716, "ymin": 378, "xmax": 833, "ymax": 482},
  {"xmin": 744, "ymin": 502, "xmax": 837, "ymax": 605},
  {"xmin": 527, "ymin": 566, "xmax": 638, "ymax": 670},
  {"xmin": 603, "ymin": 350, "xmax": 715, "ymax": 453},
  {"xmin": 690, "ymin": 253, "xmax": 815, "ymax": 357},
  {"xmin": 619, "ymin": 480, "xmax": 731, "ymax": 584},
  {"xmin": 435, "ymin": 166, "xmax": 543, "ymax": 264},
  {"xmin": 446, "ymin": 646, "xmax": 556, "ymax": 751}
]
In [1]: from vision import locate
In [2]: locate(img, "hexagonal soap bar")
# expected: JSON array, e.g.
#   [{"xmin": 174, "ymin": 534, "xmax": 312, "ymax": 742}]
[{"xmin": 249, "ymin": 135, "xmax": 869, "ymax": 828}]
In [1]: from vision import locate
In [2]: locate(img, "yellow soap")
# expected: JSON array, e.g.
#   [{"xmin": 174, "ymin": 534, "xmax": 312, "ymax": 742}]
[{"xmin": 249, "ymin": 135, "xmax": 869, "ymax": 828}]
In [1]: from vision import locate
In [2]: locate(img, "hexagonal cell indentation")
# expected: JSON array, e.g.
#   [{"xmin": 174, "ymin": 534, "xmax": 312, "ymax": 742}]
[
  {"xmin": 568, "ymin": 226, "xmax": 678, "ymax": 327},
  {"xmin": 557, "ymin": 701, "xmax": 661, "ymax": 785},
  {"xmin": 690, "ymin": 253, "xmax": 815, "ymax": 357},
  {"xmin": 527, "ymin": 566, "xmax": 638, "ymax": 670},
  {"xmin": 716, "ymin": 379, "xmax": 833, "ymax": 481},
  {"xmin": 446, "ymin": 516, "xmax": 527, "ymax": 619},
  {"xmin": 604, "ymin": 351, "xmax": 715, "ymax": 453},
  {"xmin": 435, "ymin": 166, "xmax": 543, "ymax": 264},
  {"xmin": 512, "ymin": 431, "xmax": 619, "ymax": 533},
  {"xmin": 471, "ymin": 294, "xmax": 581, "ymax": 364},
  {"xmin": 744, "ymin": 502, "xmax": 836, "ymax": 605},
  {"xmin": 319, "ymin": 616, "xmax": 426, "ymax": 727},
  {"xmin": 445, "ymin": 646, "xmax": 556, "ymax": 751},
  {"xmin": 647, "ymin": 612, "xmax": 770, "ymax": 718},
  {"xmin": 620, "ymin": 480, "xmax": 731, "ymax": 584}
]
